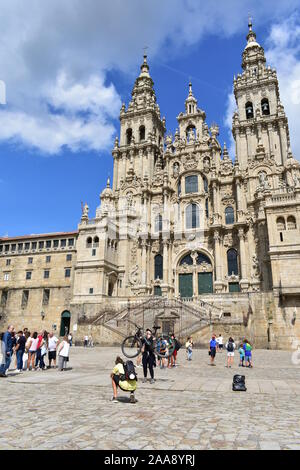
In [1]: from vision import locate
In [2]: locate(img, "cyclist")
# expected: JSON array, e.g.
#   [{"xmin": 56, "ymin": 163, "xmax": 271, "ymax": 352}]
[{"xmin": 141, "ymin": 329, "xmax": 156, "ymax": 384}]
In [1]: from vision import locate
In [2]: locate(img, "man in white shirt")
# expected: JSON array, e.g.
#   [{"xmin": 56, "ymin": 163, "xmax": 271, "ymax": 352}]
[
  {"xmin": 216, "ymin": 334, "xmax": 224, "ymax": 352},
  {"xmin": 48, "ymin": 333, "xmax": 59, "ymax": 368}
]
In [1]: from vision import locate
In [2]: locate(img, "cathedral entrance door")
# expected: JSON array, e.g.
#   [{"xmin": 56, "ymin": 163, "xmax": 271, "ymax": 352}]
[
  {"xmin": 198, "ymin": 272, "xmax": 213, "ymax": 294},
  {"xmin": 60, "ymin": 311, "xmax": 71, "ymax": 337},
  {"xmin": 179, "ymin": 273, "xmax": 193, "ymax": 298}
]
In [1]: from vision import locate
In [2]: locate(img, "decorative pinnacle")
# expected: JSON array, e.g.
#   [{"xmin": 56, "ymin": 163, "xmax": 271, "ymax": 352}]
[
  {"xmin": 107, "ymin": 176, "xmax": 111, "ymax": 188},
  {"xmin": 189, "ymin": 81, "xmax": 193, "ymax": 96},
  {"xmin": 248, "ymin": 14, "xmax": 253, "ymax": 32}
]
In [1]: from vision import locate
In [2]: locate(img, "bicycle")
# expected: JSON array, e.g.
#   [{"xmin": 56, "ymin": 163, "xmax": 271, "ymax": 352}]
[{"xmin": 121, "ymin": 324, "xmax": 175, "ymax": 359}]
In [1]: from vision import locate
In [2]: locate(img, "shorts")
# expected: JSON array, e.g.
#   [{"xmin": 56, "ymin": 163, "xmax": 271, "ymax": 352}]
[
  {"xmin": 218, "ymin": 344, "xmax": 223, "ymax": 349},
  {"xmin": 210, "ymin": 347, "xmax": 216, "ymax": 358},
  {"xmin": 227, "ymin": 352, "xmax": 235, "ymax": 357},
  {"xmin": 113, "ymin": 374, "xmax": 120, "ymax": 386},
  {"xmin": 49, "ymin": 351, "xmax": 56, "ymax": 361}
]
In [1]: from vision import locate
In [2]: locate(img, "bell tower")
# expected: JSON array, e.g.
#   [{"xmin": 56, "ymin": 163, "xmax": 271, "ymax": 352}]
[
  {"xmin": 232, "ymin": 19, "xmax": 290, "ymax": 170},
  {"xmin": 112, "ymin": 54, "xmax": 166, "ymax": 191}
]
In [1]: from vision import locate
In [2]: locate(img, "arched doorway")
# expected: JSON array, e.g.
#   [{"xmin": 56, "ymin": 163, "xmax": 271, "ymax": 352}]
[
  {"xmin": 177, "ymin": 251, "xmax": 213, "ymax": 298},
  {"xmin": 60, "ymin": 311, "xmax": 71, "ymax": 337}
]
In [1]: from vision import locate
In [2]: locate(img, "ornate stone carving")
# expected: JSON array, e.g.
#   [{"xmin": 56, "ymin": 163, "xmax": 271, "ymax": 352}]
[
  {"xmin": 129, "ymin": 265, "xmax": 140, "ymax": 286},
  {"xmin": 183, "ymin": 153, "xmax": 198, "ymax": 170}
]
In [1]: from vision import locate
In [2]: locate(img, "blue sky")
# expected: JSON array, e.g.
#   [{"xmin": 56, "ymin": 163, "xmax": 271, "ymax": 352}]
[{"xmin": 0, "ymin": 0, "xmax": 299, "ymax": 237}]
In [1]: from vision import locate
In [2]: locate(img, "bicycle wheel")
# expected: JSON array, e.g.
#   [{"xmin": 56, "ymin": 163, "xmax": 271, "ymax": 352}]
[
  {"xmin": 155, "ymin": 335, "xmax": 175, "ymax": 359},
  {"xmin": 121, "ymin": 336, "xmax": 142, "ymax": 358}
]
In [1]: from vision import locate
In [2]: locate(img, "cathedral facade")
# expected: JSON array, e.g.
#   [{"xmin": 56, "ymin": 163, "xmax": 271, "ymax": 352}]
[{"xmin": 1, "ymin": 22, "xmax": 300, "ymax": 348}]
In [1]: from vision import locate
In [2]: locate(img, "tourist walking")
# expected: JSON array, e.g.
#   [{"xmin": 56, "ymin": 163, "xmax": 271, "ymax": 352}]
[
  {"xmin": 141, "ymin": 329, "xmax": 156, "ymax": 384},
  {"xmin": 243, "ymin": 339, "xmax": 253, "ymax": 368},
  {"xmin": 27, "ymin": 332, "xmax": 39, "ymax": 371},
  {"xmin": 84, "ymin": 335, "xmax": 89, "ymax": 347},
  {"xmin": 40, "ymin": 331, "xmax": 48, "ymax": 370},
  {"xmin": 169, "ymin": 333, "xmax": 181, "ymax": 367},
  {"xmin": 0, "ymin": 325, "xmax": 14, "ymax": 377},
  {"xmin": 35, "ymin": 330, "xmax": 45, "ymax": 370},
  {"xmin": 209, "ymin": 335, "xmax": 217, "ymax": 366},
  {"xmin": 216, "ymin": 334, "xmax": 224, "ymax": 352},
  {"xmin": 225, "ymin": 337, "xmax": 236, "ymax": 368},
  {"xmin": 186, "ymin": 336, "xmax": 193, "ymax": 361},
  {"xmin": 238, "ymin": 343, "xmax": 245, "ymax": 367},
  {"xmin": 57, "ymin": 336, "xmax": 70, "ymax": 371},
  {"xmin": 48, "ymin": 332, "xmax": 59, "ymax": 368},
  {"xmin": 68, "ymin": 332, "xmax": 73, "ymax": 347},
  {"xmin": 15, "ymin": 330, "xmax": 26, "ymax": 373}
]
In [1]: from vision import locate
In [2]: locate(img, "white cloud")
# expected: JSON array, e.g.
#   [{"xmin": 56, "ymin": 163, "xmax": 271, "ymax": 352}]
[
  {"xmin": 224, "ymin": 91, "xmax": 237, "ymax": 160},
  {"xmin": 265, "ymin": 14, "xmax": 300, "ymax": 160},
  {"xmin": 0, "ymin": 0, "xmax": 298, "ymax": 154}
]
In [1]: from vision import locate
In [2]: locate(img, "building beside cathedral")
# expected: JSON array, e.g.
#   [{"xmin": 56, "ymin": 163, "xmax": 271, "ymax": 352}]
[{"xmin": 1, "ymin": 21, "xmax": 300, "ymax": 348}]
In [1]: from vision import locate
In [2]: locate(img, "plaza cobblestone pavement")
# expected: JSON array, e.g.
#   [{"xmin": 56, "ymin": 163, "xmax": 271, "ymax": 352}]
[{"xmin": 1, "ymin": 347, "xmax": 300, "ymax": 450}]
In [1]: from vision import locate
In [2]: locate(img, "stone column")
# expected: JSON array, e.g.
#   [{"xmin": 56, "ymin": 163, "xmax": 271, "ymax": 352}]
[
  {"xmin": 246, "ymin": 127, "xmax": 252, "ymax": 159},
  {"xmin": 267, "ymin": 123, "xmax": 274, "ymax": 156},
  {"xmin": 279, "ymin": 121, "xmax": 288, "ymax": 164},
  {"xmin": 214, "ymin": 231, "xmax": 223, "ymax": 293},
  {"xmin": 238, "ymin": 228, "xmax": 249, "ymax": 292},
  {"xmin": 163, "ymin": 239, "xmax": 169, "ymax": 285},
  {"xmin": 141, "ymin": 240, "xmax": 147, "ymax": 285}
]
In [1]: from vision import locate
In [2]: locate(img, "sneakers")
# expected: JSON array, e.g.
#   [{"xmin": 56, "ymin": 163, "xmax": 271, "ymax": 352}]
[
  {"xmin": 142, "ymin": 378, "xmax": 147, "ymax": 383},
  {"xmin": 150, "ymin": 379, "xmax": 155, "ymax": 384},
  {"xmin": 111, "ymin": 397, "xmax": 118, "ymax": 403}
]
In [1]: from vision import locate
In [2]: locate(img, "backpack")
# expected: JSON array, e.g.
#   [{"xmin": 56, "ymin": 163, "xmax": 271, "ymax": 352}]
[
  {"xmin": 123, "ymin": 360, "xmax": 137, "ymax": 381},
  {"xmin": 232, "ymin": 375, "xmax": 247, "ymax": 392},
  {"xmin": 174, "ymin": 339, "xmax": 182, "ymax": 351},
  {"xmin": 227, "ymin": 341, "xmax": 234, "ymax": 352}
]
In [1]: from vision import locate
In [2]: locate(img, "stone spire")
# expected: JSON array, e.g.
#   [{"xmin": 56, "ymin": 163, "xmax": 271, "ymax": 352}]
[
  {"xmin": 185, "ymin": 81, "xmax": 197, "ymax": 115},
  {"xmin": 242, "ymin": 18, "xmax": 266, "ymax": 70}
]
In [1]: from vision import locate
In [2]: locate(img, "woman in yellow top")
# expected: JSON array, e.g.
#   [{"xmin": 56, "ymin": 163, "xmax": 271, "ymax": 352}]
[{"xmin": 111, "ymin": 356, "xmax": 137, "ymax": 403}]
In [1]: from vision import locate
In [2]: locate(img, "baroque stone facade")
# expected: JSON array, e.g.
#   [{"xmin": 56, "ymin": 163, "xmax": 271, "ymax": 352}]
[{"xmin": 1, "ymin": 22, "xmax": 300, "ymax": 348}]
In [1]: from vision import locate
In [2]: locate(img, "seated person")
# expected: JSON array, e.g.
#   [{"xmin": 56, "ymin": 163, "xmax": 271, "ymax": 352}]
[{"xmin": 111, "ymin": 356, "xmax": 137, "ymax": 403}]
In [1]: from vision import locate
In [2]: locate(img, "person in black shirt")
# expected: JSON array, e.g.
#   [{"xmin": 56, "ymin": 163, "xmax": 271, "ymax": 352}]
[
  {"xmin": 15, "ymin": 331, "xmax": 26, "ymax": 372},
  {"xmin": 141, "ymin": 329, "xmax": 156, "ymax": 384}
]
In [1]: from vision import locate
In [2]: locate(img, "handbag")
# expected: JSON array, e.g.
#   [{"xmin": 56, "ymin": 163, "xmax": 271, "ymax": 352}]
[{"xmin": 208, "ymin": 350, "xmax": 211, "ymax": 356}]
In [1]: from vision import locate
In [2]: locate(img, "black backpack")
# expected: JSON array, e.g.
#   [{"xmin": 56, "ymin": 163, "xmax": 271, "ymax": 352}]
[
  {"xmin": 174, "ymin": 339, "xmax": 182, "ymax": 351},
  {"xmin": 123, "ymin": 360, "xmax": 137, "ymax": 381},
  {"xmin": 232, "ymin": 375, "xmax": 247, "ymax": 392},
  {"xmin": 227, "ymin": 341, "xmax": 234, "ymax": 352}
]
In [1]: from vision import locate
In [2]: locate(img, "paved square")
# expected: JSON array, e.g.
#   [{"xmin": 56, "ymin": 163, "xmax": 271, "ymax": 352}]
[{"xmin": 1, "ymin": 347, "xmax": 300, "ymax": 450}]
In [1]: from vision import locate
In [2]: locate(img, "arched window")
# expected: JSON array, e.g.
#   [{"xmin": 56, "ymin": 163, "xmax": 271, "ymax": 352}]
[
  {"xmin": 261, "ymin": 98, "xmax": 270, "ymax": 116},
  {"xmin": 276, "ymin": 217, "xmax": 286, "ymax": 231},
  {"xmin": 155, "ymin": 214, "xmax": 163, "ymax": 233},
  {"xmin": 225, "ymin": 206, "xmax": 235, "ymax": 225},
  {"xmin": 180, "ymin": 254, "xmax": 193, "ymax": 266},
  {"xmin": 86, "ymin": 237, "xmax": 92, "ymax": 248},
  {"xmin": 185, "ymin": 175, "xmax": 198, "ymax": 194},
  {"xmin": 139, "ymin": 125, "xmax": 145, "ymax": 141},
  {"xmin": 196, "ymin": 252, "xmax": 211, "ymax": 265},
  {"xmin": 186, "ymin": 204, "xmax": 199, "ymax": 229},
  {"xmin": 287, "ymin": 216, "xmax": 297, "ymax": 230},
  {"xmin": 93, "ymin": 236, "xmax": 99, "ymax": 246},
  {"xmin": 245, "ymin": 101, "xmax": 254, "ymax": 119},
  {"xmin": 203, "ymin": 176, "xmax": 208, "ymax": 193},
  {"xmin": 227, "ymin": 249, "xmax": 238, "ymax": 276},
  {"xmin": 154, "ymin": 254, "xmax": 163, "ymax": 280},
  {"xmin": 126, "ymin": 128, "xmax": 132, "ymax": 145}
]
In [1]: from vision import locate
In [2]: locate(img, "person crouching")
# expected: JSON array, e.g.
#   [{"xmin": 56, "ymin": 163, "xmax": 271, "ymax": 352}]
[{"xmin": 111, "ymin": 356, "xmax": 137, "ymax": 404}]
